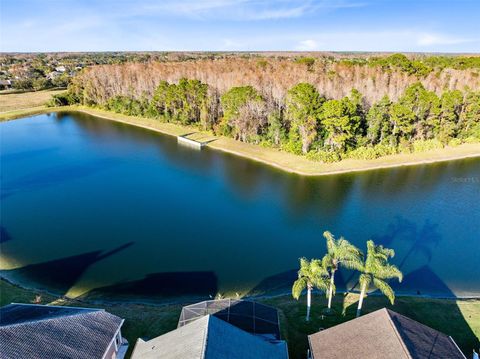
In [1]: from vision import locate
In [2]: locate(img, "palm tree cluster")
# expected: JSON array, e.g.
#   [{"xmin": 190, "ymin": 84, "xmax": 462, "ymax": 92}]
[{"xmin": 292, "ymin": 231, "xmax": 403, "ymax": 321}]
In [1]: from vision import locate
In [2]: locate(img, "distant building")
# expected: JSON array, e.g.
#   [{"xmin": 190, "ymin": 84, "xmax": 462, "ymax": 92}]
[
  {"xmin": 131, "ymin": 299, "xmax": 288, "ymax": 358},
  {"xmin": 55, "ymin": 65, "xmax": 66, "ymax": 72},
  {"xmin": 308, "ymin": 308, "xmax": 466, "ymax": 359},
  {"xmin": 47, "ymin": 71, "xmax": 62, "ymax": 80},
  {"xmin": 0, "ymin": 303, "xmax": 128, "ymax": 359},
  {"xmin": 0, "ymin": 79, "xmax": 12, "ymax": 90}
]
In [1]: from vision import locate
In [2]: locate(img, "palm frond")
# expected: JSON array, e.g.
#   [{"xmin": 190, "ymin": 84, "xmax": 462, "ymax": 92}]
[
  {"xmin": 311, "ymin": 259, "xmax": 329, "ymax": 276},
  {"xmin": 373, "ymin": 278, "xmax": 395, "ymax": 304},
  {"xmin": 322, "ymin": 254, "xmax": 334, "ymax": 270},
  {"xmin": 312, "ymin": 275, "xmax": 330, "ymax": 292},
  {"xmin": 371, "ymin": 241, "xmax": 395, "ymax": 260},
  {"xmin": 323, "ymin": 231, "xmax": 363, "ymax": 272},
  {"xmin": 359, "ymin": 273, "xmax": 371, "ymax": 289},
  {"xmin": 297, "ymin": 257, "xmax": 310, "ymax": 277},
  {"xmin": 292, "ymin": 277, "xmax": 307, "ymax": 299},
  {"xmin": 323, "ymin": 230, "xmax": 336, "ymax": 254},
  {"xmin": 376, "ymin": 264, "xmax": 403, "ymax": 282}
]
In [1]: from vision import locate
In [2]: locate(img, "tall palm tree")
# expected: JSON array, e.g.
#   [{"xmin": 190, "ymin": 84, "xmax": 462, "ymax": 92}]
[
  {"xmin": 322, "ymin": 231, "xmax": 363, "ymax": 311},
  {"xmin": 292, "ymin": 257, "xmax": 329, "ymax": 321},
  {"xmin": 356, "ymin": 240, "xmax": 403, "ymax": 317}
]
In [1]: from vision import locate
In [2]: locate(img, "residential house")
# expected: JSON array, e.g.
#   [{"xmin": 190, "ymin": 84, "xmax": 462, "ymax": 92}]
[
  {"xmin": 55, "ymin": 65, "xmax": 66, "ymax": 72},
  {"xmin": 131, "ymin": 299, "xmax": 288, "ymax": 358},
  {"xmin": 308, "ymin": 308, "xmax": 466, "ymax": 359},
  {"xmin": 0, "ymin": 303, "xmax": 128, "ymax": 359},
  {"xmin": 0, "ymin": 79, "xmax": 12, "ymax": 90}
]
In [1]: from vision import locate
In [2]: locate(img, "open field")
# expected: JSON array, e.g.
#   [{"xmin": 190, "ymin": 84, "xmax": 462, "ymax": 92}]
[
  {"xmin": 1, "ymin": 90, "xmax": 479, "ymax": 176},
  {"xmin": 0, "ymin": 89, "xmax": 65, "ymax": 113},
  {"xmin": 1, "ymin": 279, "xmax": 479, "ymax": 358}
]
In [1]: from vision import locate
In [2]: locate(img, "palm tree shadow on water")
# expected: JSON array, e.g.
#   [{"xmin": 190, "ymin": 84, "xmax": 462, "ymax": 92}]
[
  {"xmin": 0, "ymin": 242, "xmax": 134, "ymax": 295},
  {"xmin": 0, "ymin": 226, "xmax": 13, "ymax": 244},
  {"xmin": 342, "ymin": 216, "xmax": 441, "ymax": 293},
  {"xmin": 339, "ymin": 216, "xmax": 479, "ymax": 355}
]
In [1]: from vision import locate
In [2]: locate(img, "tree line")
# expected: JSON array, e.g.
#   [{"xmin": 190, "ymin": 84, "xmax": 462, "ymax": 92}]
[
  {"xmin": 292, "ymin": 231, "xmax": 403, "ymax": 321},
  {"xmin": 54, "ymin": 76, "xmax": 480, "ymax": 163},
  {"xmin": 341, "ymin": 53, "xmax": 480, "ymax": 77}
]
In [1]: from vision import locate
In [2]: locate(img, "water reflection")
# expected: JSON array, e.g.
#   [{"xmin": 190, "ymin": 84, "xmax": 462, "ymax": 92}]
[{"xmin": 1, "ymin": 112, "xmax": 479, "ymax": 300}]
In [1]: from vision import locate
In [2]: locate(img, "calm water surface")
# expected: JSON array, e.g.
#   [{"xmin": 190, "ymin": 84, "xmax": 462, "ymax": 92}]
[{"xmin": 1, "ymin": 112, "xmax": 479, "ymax": 301}]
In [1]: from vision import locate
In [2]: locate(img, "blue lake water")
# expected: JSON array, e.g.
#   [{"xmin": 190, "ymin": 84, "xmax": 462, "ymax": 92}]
[{"xmin": 1, "ymin": 112, "xmax": 479, "ymax": 301}]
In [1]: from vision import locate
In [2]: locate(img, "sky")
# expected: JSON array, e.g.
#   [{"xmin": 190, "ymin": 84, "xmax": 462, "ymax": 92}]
[{"xmin": 1, "ymin": 0, "xmax": 479, "ymax": 53}]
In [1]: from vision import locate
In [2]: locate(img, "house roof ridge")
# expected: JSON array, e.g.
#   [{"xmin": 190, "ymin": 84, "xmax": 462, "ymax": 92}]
[
  {"xmin": 384, "ymin": 308, "xmax": 466, "ymax": 359},
  {"xmin": 383, "ymin": 308, "xmax": 413, "ymax": 359},
  {"xmin": 200, "ymin": 315, "xmax": 211, "ymax": 359},
  {"xmin": 0, "ymin": 306, "xmax": 111, "ymax": 328}
]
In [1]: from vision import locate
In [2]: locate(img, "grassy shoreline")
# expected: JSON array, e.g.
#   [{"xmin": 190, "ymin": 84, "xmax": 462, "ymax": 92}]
[
  {"xmin": 1, "ymin": 278, "xmax": 479, "ymax": 358},
  {"xmin": 2, "ymin": 104, "xmax": 479, "ymax": 176}
]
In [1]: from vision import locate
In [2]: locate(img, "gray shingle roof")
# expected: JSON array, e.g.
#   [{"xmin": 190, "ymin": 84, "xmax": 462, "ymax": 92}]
[
  {"xmin": 131, "ymin": 315, "xmax": 288, "ymax": 359},
  {"xmin": 308, "ymin": 308, "xmax": 466, "ymax": 359},
  {"xmin": 0, "ymin": 303, "xmax": 124, "ymax": 359}
]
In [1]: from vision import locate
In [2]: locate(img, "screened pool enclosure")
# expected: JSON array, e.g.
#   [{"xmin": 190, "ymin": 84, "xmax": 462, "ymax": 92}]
[{"xmin": 178, "ymin": 299, "xmax": 281, "ymax": 341}]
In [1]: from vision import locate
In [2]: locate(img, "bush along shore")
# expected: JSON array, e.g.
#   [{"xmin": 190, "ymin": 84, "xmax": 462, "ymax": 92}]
[{"xmin": 51, "ymin": 60, "xmax": 479, "ymax": 164}]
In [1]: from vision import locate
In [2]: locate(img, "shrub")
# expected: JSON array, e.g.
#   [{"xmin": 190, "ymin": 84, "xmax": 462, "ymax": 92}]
[
  {"xmin": 46, "ymin": 92, "xmax": 79, "ymax": 107},
  {"xmin": 295, "ymin": 57, "xmax": 315, "ymax": 68},
  {"xmin": 346, "ymin": 144, "xmax": 397, "ymax": 160},
  {"xmin": 306, "ymin": 150, "xmax": 341, "ymax": 163},
  {"xmin": 257, "ymin": 59, "xmax": 268, "ymax": 69},
  {"xmin": 282, "ymin": 139, "xmax": 303, "ymax": 155},
  {"xmin": 373, "ymin": 143, "xmax": 398, "ymax": 157},
  {"xmin": 105, "ymin": 95, "xmax": 146, "ymax": 116},
  {"xmin": 464, "ymin": 136, "xmax": 480, "ymax": 144},
  {"xmin": 448, "ymin": 138, "xmax": 462, "ymax": 147},
  {"xmin": 412, "ymin": 139, "xmax": 443, "ymax": 152},
  {"xmin": 346, "ymin": 146, "xmax": 378, "ymax": 160}
]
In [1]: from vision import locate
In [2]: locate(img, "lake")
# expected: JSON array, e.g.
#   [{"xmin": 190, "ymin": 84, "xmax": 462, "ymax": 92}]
[{"xmin": 1, "ymin": 112, "xmax": 479, "ymax": 302}]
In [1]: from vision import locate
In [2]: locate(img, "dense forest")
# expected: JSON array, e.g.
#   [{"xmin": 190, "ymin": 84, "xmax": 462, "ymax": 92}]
[{"xmin": 54, "ymin": 53, "xmax": 480, "ymax": 162}]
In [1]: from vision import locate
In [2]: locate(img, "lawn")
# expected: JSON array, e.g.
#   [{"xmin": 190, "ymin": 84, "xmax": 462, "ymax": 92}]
[
  {"xmin": 1, "ymin": 279, "xmax": 479, "ymax": 358},
  {"xmin": 0, "ymin": 89, "xmax": 65, "ymax": 113}
]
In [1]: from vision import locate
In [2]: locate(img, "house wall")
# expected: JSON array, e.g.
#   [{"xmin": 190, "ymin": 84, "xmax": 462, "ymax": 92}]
[
  {"xmin": 102, "ymin": 329, "xmax": 123, "ymax": 359},
  {"xmin": 104, "ymin": 341, "xmax": 117, "ymax": 359}
]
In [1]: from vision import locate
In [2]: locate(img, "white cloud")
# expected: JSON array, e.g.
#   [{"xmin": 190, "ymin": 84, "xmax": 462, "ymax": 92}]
[
  {"xmin": 138, "ymin": 0, "xmax": 366, "ymax": 21},
  {"xmin": 296, "ymin": 39, "xmax": 320, "ymax": 50},
  {"xmin": 416, "ymin": 33, "xmax": 474, "ymax": 46}
]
